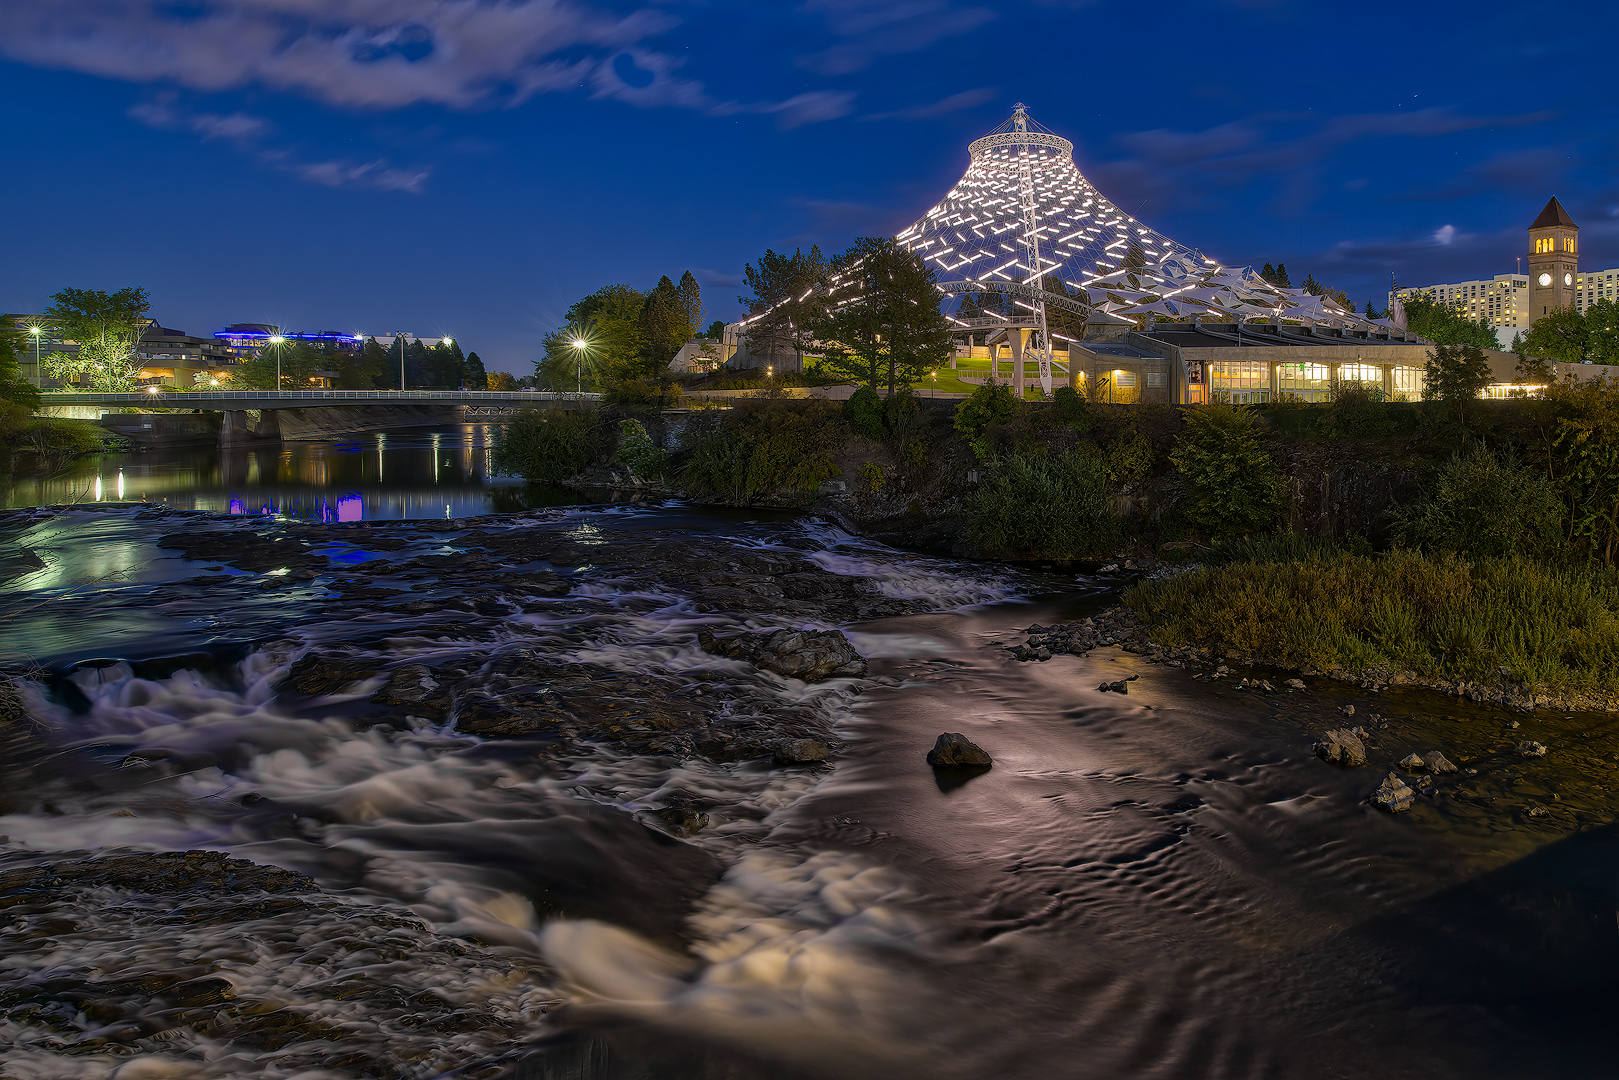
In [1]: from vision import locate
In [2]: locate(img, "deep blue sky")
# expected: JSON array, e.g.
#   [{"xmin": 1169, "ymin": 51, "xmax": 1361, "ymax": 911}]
[{"xmin": 2, "ymin": 0, "xmax": 1616, "ymax": 373}]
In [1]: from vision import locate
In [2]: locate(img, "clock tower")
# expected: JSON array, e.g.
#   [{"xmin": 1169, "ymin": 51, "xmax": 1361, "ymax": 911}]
[{"xmin": 1526, "ymin": 196, "xmax": 1578, "ymax": 326}]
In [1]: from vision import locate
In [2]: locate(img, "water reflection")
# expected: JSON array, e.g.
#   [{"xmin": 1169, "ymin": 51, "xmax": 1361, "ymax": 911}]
[{"xmin": 2, "ymin": 424, "xmax": 578, "ymax": 520}]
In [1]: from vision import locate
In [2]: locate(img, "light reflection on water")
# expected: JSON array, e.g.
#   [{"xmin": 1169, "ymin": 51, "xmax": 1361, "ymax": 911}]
[{"xmin": 2, "ymin": 424, "xmax": 581, "ymax": 520}]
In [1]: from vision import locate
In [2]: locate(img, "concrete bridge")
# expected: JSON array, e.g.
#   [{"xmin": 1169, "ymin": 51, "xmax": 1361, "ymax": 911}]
[{"xmin": 38, "ymin": 389, "xmax": 600, "ymax": 448}]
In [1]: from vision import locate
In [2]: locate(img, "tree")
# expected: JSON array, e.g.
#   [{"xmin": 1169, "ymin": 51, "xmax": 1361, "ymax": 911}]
[
  {"xmin": 1423, "ymin": 342, "xmax": 1494, "ymax": 438},
  {"xmin": 463, "ymin": 350, "xmax": 487, "ymax": 389},
  {"xmin": 487, "ymin": 371, "xmax": 520, "ymax": 391},
  {"xmin": 338, "ymin": 337, "xmax": 394, "ymax": 389},
  {"xmin": 1301, "ymin": 272, "xmax": 1323, "ymax": 296},
  {"xmin": 424, "ymin": 339, "xmax": 465, "ymax": 387},
  {"xmin": 1588, "ymin": 298, "xmax": 1619, "ymax": 365},
  {"xmin": 705, "ymin": 320, "xmax": 726, "ymax": 340},
  {"xmin": 1170, "ymin": 404, "xmax": 1284, "ymax": 539},
  {"xmin": 740, "ymin": 246, "xmax": 828, "ymax": 372},
  {"xmin": 226, "ymin": 340, "xmax": 322, "ymax": 390},
  {"xmin": 1364, "ymin": 300, "xmax": 1387, "ymax": 320},
  {"xmin": 1521, "ymin": 300, "xmax": 1619, "ymax": 366},
  {"xmin": 1260, "ymin": 263, "xmax": 1291, "ymax": 288},
  {"xmin": 0, "ymin": 317, "xmax": 41, "ymax": 439},
  {"xmin": 809, "ymin": 237, "xmax": 953, "ymax": 395},
  {"xmin": 40, "ymin": 286, "xmax": 151, "ymax": 390},
  {"xmin": 675, "ymin": 271, "xmax": 703, "ymax": 340},
  {"xmin": 538, "ymin": 283, "xmax": 649, "ymax": 391},
  {"xmin": 1401, "ymin": 294, "xmax": 1499, "ymax": 348}
]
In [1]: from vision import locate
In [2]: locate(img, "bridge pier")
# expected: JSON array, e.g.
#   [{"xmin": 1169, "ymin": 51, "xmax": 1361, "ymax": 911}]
[{"xmin": 218, "ymin": 410, "xmax": 281, "ymax": 449}]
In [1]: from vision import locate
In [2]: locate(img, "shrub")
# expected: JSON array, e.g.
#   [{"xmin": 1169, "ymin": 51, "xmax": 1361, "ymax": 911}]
[
  {"xmin": 1169, "ymin": 404, "xmax": 1283, "ymax": 539},
  {"xmin": 966, "ymin": 451, "xmax": 1120, "ymax": 560},
  {"xmin": 1051, "ymin": 385, "xmax": 1091, "ymax": 430},
  {"xmin": 18, "ymin": 418, "xmax": 108, "ymax": 457},
  {"xmin": 954, "ymin": 379, "xmax": 1017, "ymax": 460},
  {"xmin": 679, "ymin": 401, "xmax": 841, "ymax": 502},
  {"xmin": 1325, "ymin": 380, "xmax": 1395, "ymax": 438},
  {"xmin": 1394, "ymin": 444, "xmax": 1564, "ymax": 559},
  {"xmin": 494, "ymin": 408, "xmax": 599, "ymax": 483},
  {"xmin": 614, "ymin": 419, "xmax": 668, "ymax": 481},
  {"xmin": 859, "ymin": 461, "xmax": 886, "ymax": 493},
  {"xmin": 844, "ymin": 385, "xmax": 886, "ymax": 440}
]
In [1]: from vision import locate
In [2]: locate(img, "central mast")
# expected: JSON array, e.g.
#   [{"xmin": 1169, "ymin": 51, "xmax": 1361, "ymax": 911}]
[{"xmin": 1012, "ymin": 104, "xmax": 1054, "ymax": 396}]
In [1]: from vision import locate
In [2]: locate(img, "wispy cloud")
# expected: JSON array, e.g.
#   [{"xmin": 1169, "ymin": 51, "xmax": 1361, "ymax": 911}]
[
  {"xmin": 129, "ymin": 95, "xmax": 431, "ymax": 192},
  {"xmin": 866, "ymin": 87, "xmax": 998, "ymax": 121},
  {"xmin": 797, "ymin": 0, "xmax": 995, "ymax": 75}
]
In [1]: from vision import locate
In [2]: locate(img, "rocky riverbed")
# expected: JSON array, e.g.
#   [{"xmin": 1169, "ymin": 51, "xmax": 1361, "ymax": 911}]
[{"xmin": 0, "ymin": 502, "xmax": 1044, "ymax": 1079}]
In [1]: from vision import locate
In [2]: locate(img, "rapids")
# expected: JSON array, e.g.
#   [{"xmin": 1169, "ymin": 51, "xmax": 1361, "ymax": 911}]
[{"xmin": 2, "ymin": 501, "xmax": 1618, "ymax": 1079}]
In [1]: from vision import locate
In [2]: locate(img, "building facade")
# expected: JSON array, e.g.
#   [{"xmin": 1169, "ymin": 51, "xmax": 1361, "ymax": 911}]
[{"xmin": 7, "ymin": 316, "xmax": 239, "ymax": 388}]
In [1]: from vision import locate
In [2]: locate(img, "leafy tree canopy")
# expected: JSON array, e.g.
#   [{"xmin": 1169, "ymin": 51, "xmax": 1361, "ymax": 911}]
[
  {"xmin": 1170, "ymin": 404, "xmax": 1284, "ymax": 539},
  {"xmin": 740, "ymin": 246, "xmax": 828, "ymax": 369},
  {"xmin": 1401, "ymin": 294, "xmax": 1499, "ymax": 348},
  {"xmin": 1520, "ymin": 300, "xmax": 1619, "ymax": 366},
  {"xmin": 39, "ymin": 286, "xmax": 151, "ymax": 391}
]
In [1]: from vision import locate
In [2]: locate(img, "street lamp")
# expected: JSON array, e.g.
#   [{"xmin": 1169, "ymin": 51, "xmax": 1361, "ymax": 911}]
[
  {"xmin": 27, "ymin": 326, "xmax": 42, "ymax": 388},
  {"xmin": 571, "ymin": 337, "xmax": 588, "ymax": 394},
  {"xmin": 268, "ymin": 334, "xmax": 286, "ymax": 392}
]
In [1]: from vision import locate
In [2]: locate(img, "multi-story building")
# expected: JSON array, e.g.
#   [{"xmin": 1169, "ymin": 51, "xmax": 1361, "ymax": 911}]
[
  {"xmin": 7, "ymin": 315, "xmax": 239, "ymax": 388},
  {"xmin": 1575, "ymin": 267, "xmax": 1619, "ymax": 313},
  {"xmin": 1390, "ymin": 274, "xmax": 1530, "ymax": 346}
]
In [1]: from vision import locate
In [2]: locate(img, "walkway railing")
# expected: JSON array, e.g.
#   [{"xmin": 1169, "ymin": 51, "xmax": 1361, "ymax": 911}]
[{"xmin": 38, "ymin": 390, "xmax": 600, "ymax": 408}]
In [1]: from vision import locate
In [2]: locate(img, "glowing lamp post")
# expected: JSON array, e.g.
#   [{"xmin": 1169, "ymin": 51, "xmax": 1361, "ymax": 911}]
[
  {"xmin": 28, "ymin": 326, "xmax": 42, "ymax": 388},
  {"xmin": 571, "ymin": 338, "xmax": 588, "ymax": 394},
  {"xmin": 268, "ymin": 334, "xmax": 286, "ymax": 392}
]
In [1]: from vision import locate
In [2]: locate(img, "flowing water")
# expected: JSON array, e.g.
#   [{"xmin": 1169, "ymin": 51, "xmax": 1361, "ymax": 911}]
[{"xmin": 2, "ymin": 451, "xmax": 1618, "ymax": 1079}]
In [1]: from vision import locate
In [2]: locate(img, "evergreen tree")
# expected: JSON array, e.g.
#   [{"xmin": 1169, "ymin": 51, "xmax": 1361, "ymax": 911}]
[
  {"xmin": 1272, "ymin": 263, "xmax": 1291, "ymax": 288},
  {"xmin": 639, "ymin": 275, "xmax": 685, "ymax": 370},
  {"xmin": 463, "ymin": 350, "xmax": 487, "ymax": 389},
  {"xmin": 1301, "ymin": 273, "xmax": 1323, "ymax": 296},
  {"xmin": 807, "ymin": 236, "xmax": 953, "ymax": 395},
  {"xmin": 1364, "ymin": 300, "xmax": 1386, "ymax": 320},
  {"xmin": 1261, "ymin": 263, "xmax": 1277, "ymax": 284},
  {"xmin": 675, "ymin": 271, "xmax": 703, "ymax": 339},
  {"xmin": 405, "ymin": 339, "xmax": 431, "ymax": 387},
  {"xmin": 740, "ymin": 245, "xmax": 829, "ymax": 372},
  {"xmin": 424, "ymin": 339, "xmax": 465, "ymax": 386},
  {"xmin": 705, "ymin": 320, "xmax": 726, "ymax": 340}
]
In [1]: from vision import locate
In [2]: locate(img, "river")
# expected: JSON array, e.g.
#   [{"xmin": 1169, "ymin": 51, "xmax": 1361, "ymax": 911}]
[{"xmin": 2, "ymin": 433, "xmax": 1617, "ymax": 1080}]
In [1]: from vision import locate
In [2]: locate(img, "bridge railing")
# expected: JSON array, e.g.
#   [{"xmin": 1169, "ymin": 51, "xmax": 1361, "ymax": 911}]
[{"xmin": 39, "ymin": 390, "xmax": 601, "ymax": 404}]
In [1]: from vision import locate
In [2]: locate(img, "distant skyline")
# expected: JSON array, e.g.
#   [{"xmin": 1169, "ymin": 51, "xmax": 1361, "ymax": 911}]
[{"xmin": 2, "ymin": 0, "xmax": 1617, "ymax": 371}]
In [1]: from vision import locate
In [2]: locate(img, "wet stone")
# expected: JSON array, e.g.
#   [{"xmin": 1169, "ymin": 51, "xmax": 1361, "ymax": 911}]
[
  {"xmin": 1371, "ymin": 772, "xmax": 1417, "ymax": 813},
  {"xmin": 1424, "ymin": 750, "xmax": 1459, "ymax": 774},
  {"xmin": 1314, "ymin": 729, "xmax": 1368, "ymax": 768},
  {"xmin": 1517, "ymin": 741, "xmax": 1549, "ymax": 758},
  {"xmin": 926, "ymin": 732, "xmax": 993, "ymax": 767},
  {"xmin": 371, "ymin": 664, "xmax": 440, "ymax": 706},
  {"xmin": 698, "ymin": 627, "xmax": 867, "ymax": 682},
  {"xmin": 773, "ymin": 738, "xmax": 831, "ymax": 766}
]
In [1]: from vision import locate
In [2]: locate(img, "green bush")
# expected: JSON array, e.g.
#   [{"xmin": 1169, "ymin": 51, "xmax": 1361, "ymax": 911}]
[
  {"xmin": 1324, "ymin": 380, "xmax": 1396, "ymax": 438},
  {"xmin": 1394, "ymin": 444, "xmax": 1564, "ymax": 559},
  {"xmin": 494, "ymin": 408, "xmax": 599, "ymax": 482},
  {"xmin": 614, "ymin": 419, "xmax": 668, "ymax": 481},
  {"xmin": 954, "ymin": 379, "xmax": 1016, "ymax": 460},
  {"xmin": 1169, "ymin": 404, "xmax": 1284, "ymax": 539},
  {"xmin": 844, "ymin": 385, "xmax": 886, "ymax": 440},
  {"xmin": 966, "ymin": 451, "xmax": 1120, "ymax": 560},
  {"xmin": 1127, "ymin": 546, "xmax": 1619, "ymax": 694},
  {"xmin": 679, "ymin": 402, "xmax": 841, "ymax": 502},
  {"xmin": 1051, "ymin": 385, "xmax": 1091, "ymax": 430}
]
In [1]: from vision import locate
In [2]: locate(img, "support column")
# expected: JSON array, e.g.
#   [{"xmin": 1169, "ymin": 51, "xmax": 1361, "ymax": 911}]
[
  {"xmin": 219, "ymin": 410, "xmax": 246, "ymax": 449},
  {"xmin": 1011, "ymin": 329, "xmax": 1026, "ymax": 397}
]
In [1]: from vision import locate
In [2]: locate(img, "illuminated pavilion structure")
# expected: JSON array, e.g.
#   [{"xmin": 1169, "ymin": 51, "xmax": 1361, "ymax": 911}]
[{"xmin": 896, "ymin": 105, "xmax": 1404, "ymax": 398}]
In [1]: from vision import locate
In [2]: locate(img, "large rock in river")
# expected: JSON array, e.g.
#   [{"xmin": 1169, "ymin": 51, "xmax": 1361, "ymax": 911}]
[
  {"xmin": 697, "ymin": 628, "xmax": 867, "ymax": 682},
  {"xmin": 926, "ymin": 732, "xmax": 993, "ymax": 767},
  {"xmin": 1313, "ymin": 728, "xmax": 1367, "ymax": 768}
]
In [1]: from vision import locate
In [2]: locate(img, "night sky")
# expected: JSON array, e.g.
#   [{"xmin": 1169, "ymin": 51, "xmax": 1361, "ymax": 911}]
[{"xmin": 2, "ymin": 0, "xmax": 1616, "ymax": 373}]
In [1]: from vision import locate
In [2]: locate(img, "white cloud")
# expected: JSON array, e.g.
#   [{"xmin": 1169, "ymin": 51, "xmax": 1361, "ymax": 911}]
[
  {"xmin": 1433, "ymin": 224, "xmax": 1457, "ymax": 245},
  {"xmin": 0, "ymin": 0, "xmax": 673, "ymax": 109},
  {"xmin": 797, "ymin": 0, "xmax": 995, "ymax": 75}
]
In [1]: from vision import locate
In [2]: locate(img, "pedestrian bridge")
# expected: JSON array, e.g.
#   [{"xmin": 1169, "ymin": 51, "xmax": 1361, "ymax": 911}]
[{"xmin": 38, "ymin": 389, "xmax": 598, "ymax": 410}]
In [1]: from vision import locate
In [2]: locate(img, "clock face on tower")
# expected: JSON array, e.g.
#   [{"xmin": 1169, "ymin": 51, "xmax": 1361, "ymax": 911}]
[
  {"xmin": 1565, "ymin": 273, "xmax": 1574, "ymax": 286},
  {"xmin": 1539, "ymin": 272, "xmax": 1552, "ymax": 286}
]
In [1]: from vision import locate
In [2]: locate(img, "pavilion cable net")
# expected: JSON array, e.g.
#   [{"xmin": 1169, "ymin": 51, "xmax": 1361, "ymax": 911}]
[{"xmin": 893, "ymin": 104, "xmax": 1378, "ymax": 389}]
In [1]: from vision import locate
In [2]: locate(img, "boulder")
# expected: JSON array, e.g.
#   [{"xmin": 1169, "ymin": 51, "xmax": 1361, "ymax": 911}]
[
  {"xmin": 649, "ymin": 807, "xmax": 710, "ymax": 838},
  {"xmin": 1423, "ymin": 751, "xmax": 1458, "ymax": 774},
  {"xmin": 1340, "ymin": 704, "xmax": 1356, "ymax": 717},
  {"xmin": 1286, "ymin": 678, "xmax": 1306, "ymax": 691},
  {"xmin": 697, "ymin": 628, "xmax": 867, "ymax": 682},
  {"xmin": 1098, "ymin": 675, "xmax": 1139, "ymax": 694},
  {"xmin": 773, "ymin": 738, "xmax": 831, "ymax": 766},
  {"xmin": 926, "ymin": 732, "xmax": 992, "ymax": 767},
  {"xmin": 1313, "ymin": 728, "xmax": 1367, "ymax": 768},
  {"xmin": 1517, "ymin": 741, "xmax": 1548, "ymax": 758},
  {"xmin": 1371, "ymin": 772, "xmax": 1417, "ymax": 813},
  {"xmin": 1399, "ymin": 753, "xmax": 1427, "ymax": 771}
]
